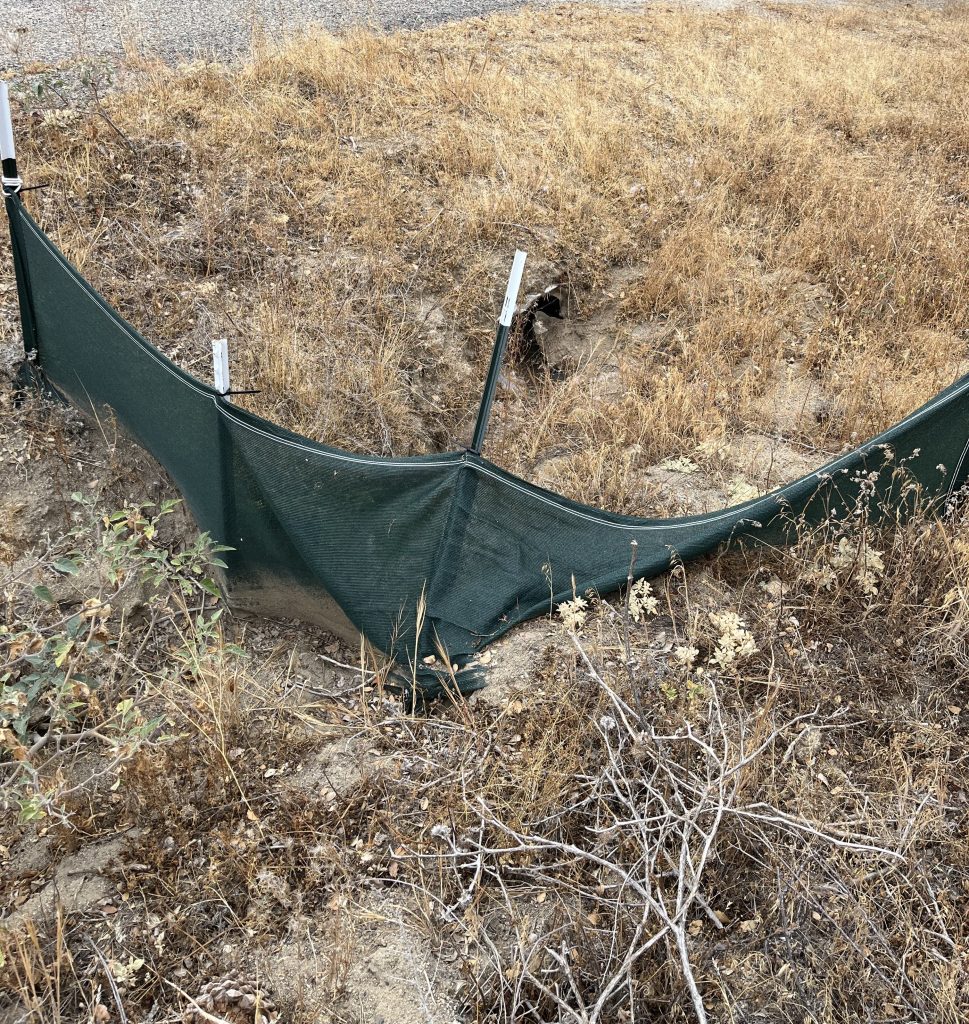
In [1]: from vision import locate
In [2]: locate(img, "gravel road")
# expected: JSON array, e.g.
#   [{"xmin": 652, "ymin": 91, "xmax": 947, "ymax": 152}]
[{"xmin": 1, "ymin": 0, "xmax": 674, "ymax": 65}]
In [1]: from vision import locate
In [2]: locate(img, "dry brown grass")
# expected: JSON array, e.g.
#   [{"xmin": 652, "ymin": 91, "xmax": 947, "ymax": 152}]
[
  {"xmin": 11, "ymin": 1, "xmax": 969, "ymax": 512},
  {"xmin": 2, "ymin": 4, "xmax": 969, "ymax": 1024},
  {"xmin": 1, "ymin": 434, "xmax": 967, "ymax": 1016}
]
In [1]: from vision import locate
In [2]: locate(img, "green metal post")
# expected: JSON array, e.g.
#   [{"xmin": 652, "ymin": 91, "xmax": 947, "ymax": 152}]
[{"xmin": 470, "ymin": 249, "xmax": 527, "ymax": 455}]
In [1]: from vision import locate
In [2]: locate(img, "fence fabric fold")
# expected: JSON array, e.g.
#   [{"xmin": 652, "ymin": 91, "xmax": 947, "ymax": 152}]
[{"xmin": 6, "ymin": 192, "xmax": 969, "ymax": 695}]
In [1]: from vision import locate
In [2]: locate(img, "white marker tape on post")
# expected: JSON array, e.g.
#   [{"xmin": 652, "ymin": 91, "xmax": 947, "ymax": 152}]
[
  {"xmin": 0, "ymin": 82, "xmax": 16, "ymax": 163},
  {"xmin": 0, "ymin": 81, "xmax": 22, "ymax": 192},
  {"xmin": 498, "ymin": 249, "xmax": 528, "ymax": 327},
  {"xmin": 212, "ymin": 338, "xmax": 230, "ymax": 395}
]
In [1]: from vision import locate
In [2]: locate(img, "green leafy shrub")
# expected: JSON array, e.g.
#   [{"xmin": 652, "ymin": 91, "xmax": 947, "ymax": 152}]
[{"xmin": 0, "ymin": 495, "xmax": 231, "ymax": 820}]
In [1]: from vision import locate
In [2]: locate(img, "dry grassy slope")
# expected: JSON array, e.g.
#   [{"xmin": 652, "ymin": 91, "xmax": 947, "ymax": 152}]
[
  {"xmin": 1, "ymin": 4, "xmax": 968, "ymax": 1024},
  {"xmin": 11, "ymin": 0, "xmax": 969, "ymax": 514}
]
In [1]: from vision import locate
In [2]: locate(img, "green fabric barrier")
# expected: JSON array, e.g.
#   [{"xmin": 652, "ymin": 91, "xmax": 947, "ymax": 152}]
[{"xmin": 6, "ymin": 193, "xmax": 969, "ymax": 695}]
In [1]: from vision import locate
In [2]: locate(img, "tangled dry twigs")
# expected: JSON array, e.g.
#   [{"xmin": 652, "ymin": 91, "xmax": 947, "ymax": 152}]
[{"xmin": 408, "ymin": 633, "xmax": 952, "ymax": 1023}]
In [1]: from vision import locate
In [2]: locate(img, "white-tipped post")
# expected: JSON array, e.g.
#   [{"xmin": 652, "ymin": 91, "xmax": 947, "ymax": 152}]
[
  {"xmin": 498, "ymin": 249, "xmax": 528, "ymax": 327},
  {"xmin": 470, "ymin": 249, "xmax": 528, "ymax": 454},
  {"xmin": 212, "ymin": 338, "xmax": 230, "ymax": 395},
  {"xmin": 0, "ymin": 81, "xmax": 21, "ymax": 193}
]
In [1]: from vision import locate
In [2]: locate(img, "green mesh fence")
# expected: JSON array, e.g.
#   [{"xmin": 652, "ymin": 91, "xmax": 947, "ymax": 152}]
[{"xmin": 6, "ymin": 192, "xmax": 969, "ymax": 695}]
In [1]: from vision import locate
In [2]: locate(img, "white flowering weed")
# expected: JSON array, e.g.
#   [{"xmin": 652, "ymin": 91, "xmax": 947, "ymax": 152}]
[
  {"xmin": 557, "ymin": 596, "xmax": 589, "ymax": 631},
  {"xmin": 628, "ymin": 578, "xmax": 659, "ymax": 622},
  {"xmin": 708, "ymin": 610, "xmax": 758, "ymax": 670}
]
